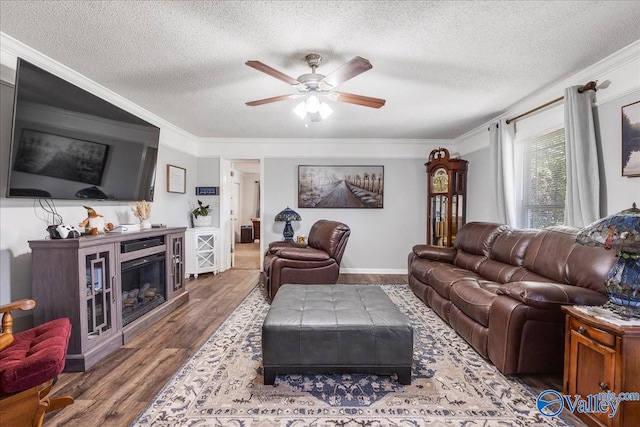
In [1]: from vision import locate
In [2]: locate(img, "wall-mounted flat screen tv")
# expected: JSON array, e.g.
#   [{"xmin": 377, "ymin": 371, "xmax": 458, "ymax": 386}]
[{"xmin": 7, "ymin": 58, "xmax": 160, "ymax": 201}]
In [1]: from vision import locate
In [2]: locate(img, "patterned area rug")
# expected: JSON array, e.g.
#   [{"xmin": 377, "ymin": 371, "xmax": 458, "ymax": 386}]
[{"xmin": 132, "ymin": 284, "xmax": 568, "ymax": 426}]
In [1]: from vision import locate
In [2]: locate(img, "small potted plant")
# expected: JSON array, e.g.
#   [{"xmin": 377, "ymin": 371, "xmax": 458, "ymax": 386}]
[{"xmin": 192, "ymin": 200, "xmax": 212, "ymax": 227}]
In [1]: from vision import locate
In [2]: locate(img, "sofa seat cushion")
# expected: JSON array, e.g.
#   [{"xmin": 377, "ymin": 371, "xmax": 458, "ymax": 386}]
[
  {"xmin": 273, "ymin": 247, "xmax": 331, "ymax": 261},
  {"xmin": 0, "ymin": 318, "xmax": 71, "ymax": 394},
  {"xmin": 508, "ymin": 268, "xmax": 555, "ymax": 283},
  {"xmin": 409, "ymin": 257, "xmax": 449, "ymax": 284},
  {"xmin": 428, "ymin": 265, "xmax": 483, "ymax": 300},
  {"xmin": 449, "ymin": 279, "xmax": 502, "ymax": 327},
  {"xmin": 454, "ymin": 252, "xmax": 488, "ymax": 272},
  {"xmin": 267, "ymin": 241, "xmax": 307, "ymax": 254}
]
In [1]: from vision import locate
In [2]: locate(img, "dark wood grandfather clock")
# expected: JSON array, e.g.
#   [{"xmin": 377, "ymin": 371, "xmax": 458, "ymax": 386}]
[{"xmin": 426, "ymin": 147, "xmax": 468, "ymax": 247}]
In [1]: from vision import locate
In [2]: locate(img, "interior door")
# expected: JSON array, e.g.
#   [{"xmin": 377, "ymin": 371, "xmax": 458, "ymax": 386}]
[
  {"xmin": 220, "ymin": 158, "xmax": 263, "ymax": 272},
  {"xmin": 229, "ymin": 180, "xmax": 240, "ymax": 267},
  {"xmin": 232, "ymin": 181, "xmax": 240, "ymax": 242}
]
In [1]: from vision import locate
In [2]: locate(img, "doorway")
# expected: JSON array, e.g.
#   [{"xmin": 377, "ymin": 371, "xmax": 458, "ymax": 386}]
[{"xmin": 221, "ymin": 159, "xmax": 261, "ymax": 271}]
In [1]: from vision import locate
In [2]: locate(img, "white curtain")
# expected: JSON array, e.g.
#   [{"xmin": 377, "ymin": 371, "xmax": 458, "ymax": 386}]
[
  {"xmin": 489, "ymin": 119, "xmax": 516, "ymax": 226},
  {"xmin": 564, "ymin": 86, "xmax": 600, "ymax": 227}
]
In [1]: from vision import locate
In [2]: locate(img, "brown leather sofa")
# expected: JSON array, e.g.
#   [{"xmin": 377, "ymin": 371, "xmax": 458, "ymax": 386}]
[
  {"xmin": 261, "ymin": 220, "xmax": 351, "ymax": 300},
  {"xmin": 408, "ymin": 222, "xmax": 616, "ymax": 375}
]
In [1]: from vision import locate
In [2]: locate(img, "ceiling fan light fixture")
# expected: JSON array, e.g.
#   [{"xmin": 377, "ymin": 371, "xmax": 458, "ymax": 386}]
[
  {"xmin": 319, "ymin": 101, "xmax": 333, "ymax": 119},
  {"xmin": 305, "ymin": 94, "xmax": 321, "ymax": 113},
  {"xmin": 293, "ymin": 101, "xmax": 307, "ymax": 119}
]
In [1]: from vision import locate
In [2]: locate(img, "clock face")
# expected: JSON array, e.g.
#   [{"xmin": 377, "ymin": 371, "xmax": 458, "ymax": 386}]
[{"xmin": 432, "ymin": 168, "xmax": 449, "ymax": 193}]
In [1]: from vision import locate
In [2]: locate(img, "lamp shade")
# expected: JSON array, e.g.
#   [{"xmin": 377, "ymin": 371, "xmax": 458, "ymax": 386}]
[
  {"xmin": 576, "ymin": 203, "xmax": 640, "ymax": 311},
  {"xmin": 275, "ymin": 207, "xmax": 301, "ymax": 222},
  {"xmin": 274, "ymin": 207, "xmax": 301, "ymax": 242},
  {"xmin": 576, "ymin": 203, "xmax": 640, "ymax": 253}
]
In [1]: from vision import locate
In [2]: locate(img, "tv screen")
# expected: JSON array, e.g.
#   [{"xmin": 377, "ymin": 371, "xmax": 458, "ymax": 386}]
[{"xmin": 7, "ymin": 58, "xmax": 160, "ymax": 201}]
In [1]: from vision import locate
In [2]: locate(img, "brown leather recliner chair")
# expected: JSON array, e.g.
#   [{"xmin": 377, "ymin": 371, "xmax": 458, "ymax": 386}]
[{"xmin": 261, "ymin": 220, "xmax": 351, "ymax": 300}]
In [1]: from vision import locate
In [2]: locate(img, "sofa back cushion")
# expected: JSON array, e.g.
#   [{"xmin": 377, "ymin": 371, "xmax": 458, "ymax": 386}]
[
  {"xmin": 308, "ymin": 220, "xmax": 351, "ymax": 264},
  {"xmin": 490, "ymin": 228, "xmax": 538, "ymax": 266},
  {"xmin": 453, "ymin": 222, "xmax": 507, "ymax": 271},
  {"xmin": 475, "ymin": 229, "xmax": 538, "ymax": 283},
  {"xmin": 454, "ymin": 222, "xmax": 507, "ymax": 256},
  {"xmin": 565, "ymin": 242, "xmax": 616, "ymax": 292},
  {"xmin": 523, "ymin": 226, "xmax": 616, "ymax": 291},
  {"xmin": 524, "ymin": 226, "xmax": 578, "ymax": 283}
]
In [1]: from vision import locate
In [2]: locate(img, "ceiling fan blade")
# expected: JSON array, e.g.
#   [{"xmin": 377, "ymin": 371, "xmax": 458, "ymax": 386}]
[
  {"xmin": 333, "ymin": 92, "xmax": 386, "ymax": 109},
  {"xmin": 320, "ymin": 56, "xmax": 372, "ymax": 88},
  {"xmin": 245, "ymin": 94, "xmax": 301, "ymax": 106},
  {"xmin": 245, "ymin": 60, "xmax": 300, "ymax": 86}
]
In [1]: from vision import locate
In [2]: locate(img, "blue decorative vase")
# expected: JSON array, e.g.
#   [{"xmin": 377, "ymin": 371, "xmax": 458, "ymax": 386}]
[{"xmin": 605, "ymin": 253, "xmax": 640, "ymax": 308}]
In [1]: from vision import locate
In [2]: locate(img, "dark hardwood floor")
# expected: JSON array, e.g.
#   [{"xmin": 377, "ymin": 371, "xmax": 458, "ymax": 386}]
[{"xmin": 45, "ymin": 269, "xmax": 582, "ymax": 426}]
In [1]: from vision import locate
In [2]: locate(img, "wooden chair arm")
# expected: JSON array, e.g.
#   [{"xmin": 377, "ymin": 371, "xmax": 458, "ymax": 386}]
[
  {"xmin": 0, "ymin": 299, "xmax": 36, "ymax": 314},
  {"xmin": 0, "ymin": 333, "xmax": 14, "ymax": 351},
  {"xmin": 1, "ymin": 299, "xmax": 36, "ymax": 351}
]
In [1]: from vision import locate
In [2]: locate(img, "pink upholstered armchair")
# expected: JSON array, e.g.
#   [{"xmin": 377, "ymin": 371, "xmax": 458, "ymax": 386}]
[
  {"xmin": 261, "ymin": 220, "xmax": 351, "ymax": 300},
  {"xmin": 0, "ymin": 299, "xmax": 74, "ymax": 426}
]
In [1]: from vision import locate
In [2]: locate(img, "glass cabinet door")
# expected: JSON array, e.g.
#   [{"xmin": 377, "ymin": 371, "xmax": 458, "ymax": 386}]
[
  {"xmin": 196, "ymin": 232, "xmax": 217, "ymax": 270},
  {"xmin": 85, "ymin": 248, "xmax": 115, "ymax": 344},
  {"xmin": 430, "ymin": 195, "xmax": 448, "ymax": 246},
  {"xmin": 426, "ymin": 148, "xmax": 467, "ymax": 247},
  {"xmin": 171, "ymin": 234, "xmax": 185, "ymax": 293}
]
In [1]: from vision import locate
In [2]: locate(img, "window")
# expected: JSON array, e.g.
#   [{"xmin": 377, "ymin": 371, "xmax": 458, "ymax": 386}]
[{"xmin": 514, "ymin": 128, "xmax": 566, "ymax": 229}]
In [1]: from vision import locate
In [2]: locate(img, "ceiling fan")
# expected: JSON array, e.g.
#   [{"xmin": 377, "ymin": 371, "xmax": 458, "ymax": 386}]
[{"xmin": 245, "ymin": 54, "xmax": 386, "ymax": 121}]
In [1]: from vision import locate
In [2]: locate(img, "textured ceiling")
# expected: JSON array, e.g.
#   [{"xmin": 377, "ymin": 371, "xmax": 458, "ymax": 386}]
[{"xmin": 1, "ymin": 1, "xmax": 639, "ymax": 140}]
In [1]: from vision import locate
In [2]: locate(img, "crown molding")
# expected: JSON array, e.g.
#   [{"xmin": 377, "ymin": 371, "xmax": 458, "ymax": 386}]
[
  {"xmin": 197, "ymin": 137, "xmax": 451, "ymax": 159},
  {"xmin": 198, "ymin": 137, "xmax": 444, "ymax": 145}
]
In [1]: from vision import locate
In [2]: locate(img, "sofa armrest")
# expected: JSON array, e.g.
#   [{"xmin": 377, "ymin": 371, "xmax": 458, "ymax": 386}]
[
  {"xmin": 412, "ymin": 245, "xmax": 456, "ymax": 263},
  {"xmin": 497, "ymin": 281, "xmax": 608, "ymax": 309},
  {"xmin": 268, "ymin": 241, "xmax": 308, "ymax": 254},
  {"xmin": 274, "ymin": 247, "xmax": 331, "ymax": 262}
]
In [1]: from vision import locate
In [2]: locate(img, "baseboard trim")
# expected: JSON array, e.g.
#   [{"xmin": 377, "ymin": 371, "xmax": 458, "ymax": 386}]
[{"xmin": 340, "ymin": 268, "xmax": 407, "ymax": 275}]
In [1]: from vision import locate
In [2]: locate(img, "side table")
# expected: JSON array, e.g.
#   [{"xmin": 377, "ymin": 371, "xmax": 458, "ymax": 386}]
[
  {"xmin": 185, "ymin": 227, "xmax": 220, "ymax": 278},
  {"xmin": 562, "ymin": 306, "xmax": 640, "ymax": 427}
]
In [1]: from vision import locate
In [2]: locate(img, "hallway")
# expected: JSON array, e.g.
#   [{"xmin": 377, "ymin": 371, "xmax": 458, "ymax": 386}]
[{"xmin": 233, "ymin": 242, "xmax": 260, "ymax": 270}]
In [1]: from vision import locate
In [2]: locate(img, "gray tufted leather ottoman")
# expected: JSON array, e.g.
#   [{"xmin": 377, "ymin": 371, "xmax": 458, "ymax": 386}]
[{"xmin": 262, "ymin": 284, "xmax": 413, "ymax": 385}]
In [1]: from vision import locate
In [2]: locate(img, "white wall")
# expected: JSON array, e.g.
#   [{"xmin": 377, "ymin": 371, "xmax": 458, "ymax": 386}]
[
  {"xmin": 263, "ymin": 157, "xmax": 428, "ymax": 273},
  {"xmin": 463, "ymin": 147, "xmax": 493, "ymax": 222},
  {"xmin": 240, "ymin": 172, "xmax": 260, "ymax": 225},
  {"xmin": 594, "ymin": 90, "xmax": 640, "ymax": 214},
  {"xmin": 195, "ymin": 156, "xmax": 221, "ymax": 227}
]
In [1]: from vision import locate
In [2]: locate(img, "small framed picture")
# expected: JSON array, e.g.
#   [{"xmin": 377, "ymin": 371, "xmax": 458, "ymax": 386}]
[
  {"xmin": 167, "ymin": 164, "xmax": 186, "ymax": 193},
  {"xmin": 622, "ymin": 100, "xmax": 640, "ymax": 177}
]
